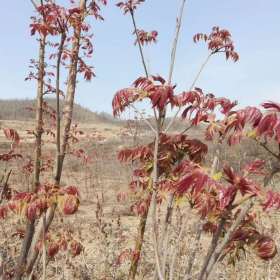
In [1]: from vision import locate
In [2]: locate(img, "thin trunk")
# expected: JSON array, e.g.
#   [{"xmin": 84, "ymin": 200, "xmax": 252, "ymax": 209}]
[
  {"xmin": 26, "ymin": 1, "xmax": 86, "ymax": 273},
  {"xmin": 128, "ymin": 208, "xmax": 150, "ymax": 279},
  {"xmin": 203, "ymin": 200, "xmax": 254, "ymax": 280},
  {"xmin": 156, "ymin": 1, "xmax": 188, "ymax": 277},
  {"xmin": 15, "ymin": 34, "xmax": 46, "ymax": 280},
  {"xmin": 42, "ymin": 213, "xmax": 46, "ymax": 280},
  {"xmin": 159, "ymin": 193, "xmax": 174, "ymax": 277},
  {"xmin": 0, "ymin": 170, "xmax": 12, "ymax": 204},
  {"xmin": 54, "ymin": 32, "xmax": 66, "ymax": 185},
  {"xmin": 150, "ymin": 130, "xmax": 164, "ymax": 280},
  {"xmin": 26, "ymin": 205, "xmax": 55, "ymax": 273},
  {"xmin": 197, "ymin": 218, "xmax": 226, "ymax": 280},
  {"xmin": 169, "ymin": 218, "xmax": 187, "ymax": 280},
  {"xmin": 183, "ymin": 222, "xmax": 203, "ymax": 280},
  {"xmin": 127, "ymin": 7, "xmax": 153, "ymax": 279}
]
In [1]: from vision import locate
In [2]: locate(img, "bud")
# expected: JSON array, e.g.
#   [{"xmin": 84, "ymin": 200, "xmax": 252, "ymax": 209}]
[
  {"xmin": 255, "ymin": 236, "xmax": 277, "ymax": 260},
  {"xmin": 48, "ymin": 243, "xmax": 60, "ymax": 258},
  {"xmin": 62, "ymin": 195, "xmax": 79, "ymax": 215},
  {"xmin": 0, "ymin": 206, "xmax": 8, "ymax": 219},
  {"xmin": 70, "ymin": 240, "xmax": 83, "ymax": 257}
]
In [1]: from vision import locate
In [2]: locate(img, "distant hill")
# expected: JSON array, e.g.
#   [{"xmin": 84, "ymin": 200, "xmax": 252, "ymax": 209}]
[
  {"xmin": 0, "ymin": 99, "xmax": 200, "ymax": 135},
  {"xmin": 0, "ymin": 99, "xmax": 118, "ymax": 124}
]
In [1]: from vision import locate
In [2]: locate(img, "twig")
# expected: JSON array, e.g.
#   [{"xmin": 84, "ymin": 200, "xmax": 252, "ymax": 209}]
[
  {"xmin": 169, "ymin": 218, "xmax": 187, "ymax": 280},
  {"xmin": 150, "ymin": 132, "xmax": 164, "ymax": 280},
  {"xmin": 30, "ymin": 0, "xmax": 39, "ymax": 10},
  {"xmin": 189, "ymin": 53, "xmax": 212, "ymax": 91},
  {"xmin": 130, "ymin": 104, "xmax": 157, "ymax": 134},
  {"xmin": 168, "ymin": 0, "xmax": 187, "ymax": 84},
  {"xmin": 165, "ymin": 53, "xmax": 212, "ymax": 133},
  {"xmin": 183, "ymin": 222, "xmax": 203, "ymax": 280},
  {"xmin": 129, "ymin": 9, "xmax": 149, "ymax": 78},
  {"xmin": 0, "ymin": 170, "xmax": 12, "ymax": 204},
  {"xmin": 180, "ymin": 124, "xmax": 192, "ymax": 135},
  {"xmin": 256, "ymin": 140, "xmax": 279, "ymax": 160}
]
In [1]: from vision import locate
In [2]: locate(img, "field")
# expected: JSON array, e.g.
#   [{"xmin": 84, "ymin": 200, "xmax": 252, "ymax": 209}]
[{"xmin": 1, "ymin": 110, "xmax": 280, "ymax": 279}]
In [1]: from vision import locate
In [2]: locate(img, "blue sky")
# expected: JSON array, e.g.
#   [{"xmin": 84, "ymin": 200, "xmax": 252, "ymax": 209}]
[{"xmin": 0, "ymin": 0, "xmax": 279, "ymax": 114}]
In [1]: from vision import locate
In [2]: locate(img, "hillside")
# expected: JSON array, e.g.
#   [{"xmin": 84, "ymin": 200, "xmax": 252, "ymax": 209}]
[{"xmin": 0, "ymin": 98, "xmax": 118, "ymax": 124}]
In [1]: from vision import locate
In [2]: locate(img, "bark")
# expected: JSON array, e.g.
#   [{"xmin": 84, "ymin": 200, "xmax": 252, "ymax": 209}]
[
  {"xmin": 203, "ymin": 200, "xmax": 254, "ymax": 280},
  {"xmin": 128, "ymin": 208, "xmax": 150, "ymax": 280},
  {"xmin": 127, "ymin": 6, "xmax": 153, "ymax": 279},
  {"xmin": 169, "ymin": 218, "xmax": 187, "ymax": 280},
  {"xmin": 150, "ymin": 130, "xmax": 164, "ymax": 280},
  {"xmin": 183, "ymin": 222, "xmax": 203, "ymax": 280},
  {"xmin": 197, "ymin": 218, "xmax": 226, "ymax": 280},
  {"xmin": 15, "ymin": 34, "xmax": 46, "ymax": 280},
  {"xmin": 54, "ymin": 32, "xmax": 66, "ymax": 185},
  {"xmin": 0, "ymin": 170, "xmax": 12, "ymax": 204},
  {"xmin": 155, "ymin": 1, "xmax": 188, "ymax": 277},
  {"xmin": 26, "ymin": 0, "xmax": 86, "ymax": 274}
]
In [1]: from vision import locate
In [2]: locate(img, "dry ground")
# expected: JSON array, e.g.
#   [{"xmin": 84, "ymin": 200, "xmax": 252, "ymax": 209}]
[{"xmin": 1, "ymin": 119, "xmax": 280, "ymax": 280}]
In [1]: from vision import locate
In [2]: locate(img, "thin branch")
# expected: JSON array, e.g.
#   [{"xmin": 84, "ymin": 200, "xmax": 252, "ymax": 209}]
[
  {"xmin": 30, "ymin": 0, "xmax": 39, "ymax": 10},
  {"xmin": 130, "ymin": 104, "xmax": 157, "ymax": 134},
  {"xmin": 180, "ymin": 124, "xmax": 192, "ymax": 135},
  {"xmin": 189, "ymin": 53, "xmax": 212, "ymax": 91},
  {"xmin": 183, "ymin": 222, "xmax": 203, "ymax": 280},
  {"xmin": 0, "ymin": 170, "xmax": 12, "ymax": 205},
  {"xmin": 256, "ymin": 139, "xmax": 279, "ymax": 160},
  {"xmin": 165, "ymin": 53, "xmax": 212, "ymax": 133},
  {"xmin": 129, "ymin": 8, "xmax": 159, "ymax": 122},
  {"xmin": 130, "ymin": 9, "xmax": 149, "ymax": 78},
  {"xmin": 168, "ymin": 0, "xmax": 187, "ymax": 84},
  {"xmin": 169, "ymin": 218, "xmax": 187, "ymax": 280}
]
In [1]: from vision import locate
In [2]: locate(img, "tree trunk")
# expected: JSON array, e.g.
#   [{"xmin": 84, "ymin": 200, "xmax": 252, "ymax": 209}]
[
  {"xmin": 26, "ymin": 0, "xmax": 86, "ymax": 274},
  {"xmin": 128, "ymin": 209, "xmax": 149, "ymax": 279},
  {"xmin": 15, "ymin": 34, "xmax": 46, "ymax": 280}
]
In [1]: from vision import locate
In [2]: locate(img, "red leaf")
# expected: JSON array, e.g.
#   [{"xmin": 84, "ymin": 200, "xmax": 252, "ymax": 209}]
[
  {"xmin": 262, "ymin": 101, "xmax": 280, "ymax": 112},
  {"xmin": 255, "ymin": 236, "xmax": 277, "ymax": 260},
  {"xmin": 3, "ymin": 128, "xmax": 20, "ymax": 148},
  {"xmin": 112, "ymin": 88, "xmax": 139, "ymax": 116},
  {"xmin": 62, "ymin": 195, "xmax": 79, "ymax": 215},
  {"xmin": 244, "ymin": 159, "xmax": 265, "ymax": 175}
]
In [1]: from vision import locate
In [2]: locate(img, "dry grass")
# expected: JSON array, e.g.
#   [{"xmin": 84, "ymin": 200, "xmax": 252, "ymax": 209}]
[{"xmin": 1, "ymin": 119, "xmax": 280, "ymax": 279}]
